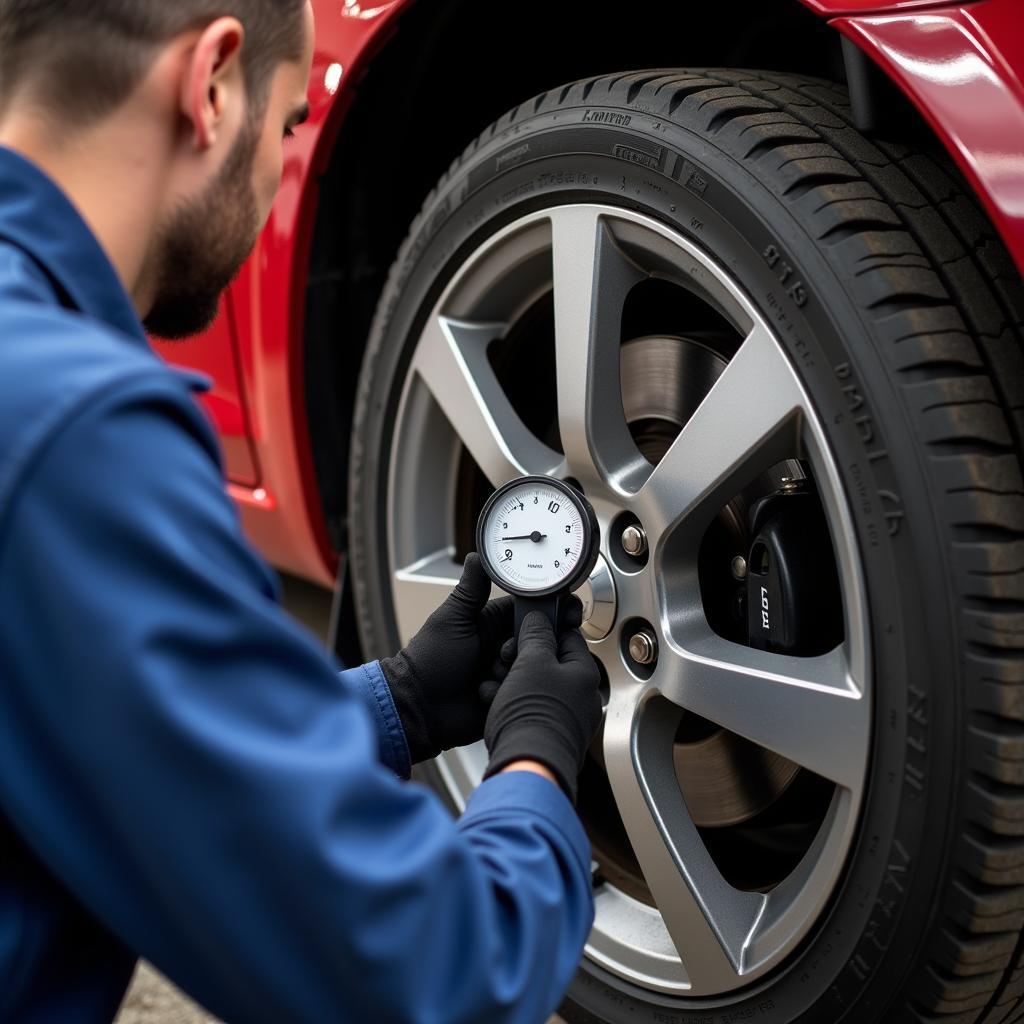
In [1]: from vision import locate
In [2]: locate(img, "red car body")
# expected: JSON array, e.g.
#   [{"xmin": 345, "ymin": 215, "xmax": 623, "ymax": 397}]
[{"xmin": 154, "ymin": 0, "xmax": 1024, "ymax": 590}]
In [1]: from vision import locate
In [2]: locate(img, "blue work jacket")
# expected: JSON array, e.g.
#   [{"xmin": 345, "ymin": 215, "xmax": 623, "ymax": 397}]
[{"xmin": 0, "ymin": 146, "xmax": 593, "ymax": 1023}]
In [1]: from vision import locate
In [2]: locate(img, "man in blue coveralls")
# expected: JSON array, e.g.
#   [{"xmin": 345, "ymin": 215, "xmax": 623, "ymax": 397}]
[{"xmin": 0, "ymin": 1, "xmax": 605, "ymax": 1021}]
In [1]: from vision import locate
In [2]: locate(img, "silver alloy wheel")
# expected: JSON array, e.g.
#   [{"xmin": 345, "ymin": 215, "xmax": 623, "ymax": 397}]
[{"xmin": 386, "ymin": 205, "xmax": 870, "ymax": 998}]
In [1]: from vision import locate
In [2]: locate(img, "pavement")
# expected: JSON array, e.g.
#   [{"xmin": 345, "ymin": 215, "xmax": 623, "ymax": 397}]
[{"xmin": 116, "ymin": 964, "xmax": 221, "ymax": 1024}]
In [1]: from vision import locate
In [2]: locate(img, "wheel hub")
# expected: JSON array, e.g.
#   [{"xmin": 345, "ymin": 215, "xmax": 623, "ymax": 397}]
[{"xmin": 578, "ymin": 553, "xmax": 617, "ymax": 641}]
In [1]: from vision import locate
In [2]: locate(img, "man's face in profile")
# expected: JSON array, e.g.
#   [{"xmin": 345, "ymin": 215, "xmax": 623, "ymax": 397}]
[
  {"xmin": 145, "ymin": 4, "xmax": 314, "ymax": 340},
  {"xmin": 144, "ymin": 118, "xmax": 261, "ymax": 340}
]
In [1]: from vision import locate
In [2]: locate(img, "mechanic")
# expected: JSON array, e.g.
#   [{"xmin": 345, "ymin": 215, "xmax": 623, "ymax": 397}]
[{"xmin": 0, "ymin": 2, "xmax": 604, "ymax": 1022}]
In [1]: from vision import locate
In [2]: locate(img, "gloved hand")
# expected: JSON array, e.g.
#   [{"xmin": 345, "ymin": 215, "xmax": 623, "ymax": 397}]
[
  {"xmin": 380, "ymin": 553, "xmax": 514, "ymax": 763},
  {"xmin": 482, "ymin": 609, "xmax": 603, "ymax": 803}
]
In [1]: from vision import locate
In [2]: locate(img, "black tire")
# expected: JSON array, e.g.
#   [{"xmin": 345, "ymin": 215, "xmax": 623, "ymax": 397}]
[{"xmin": 348, "ymin": 69, "xmax": 1024, "ymax": 1023}]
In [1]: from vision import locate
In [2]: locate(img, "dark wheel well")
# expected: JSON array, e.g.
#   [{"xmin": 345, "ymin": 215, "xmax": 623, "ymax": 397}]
[
  {"xmin": 302, "ymin": 0, "xmax": 844, "ymax": 548},
  {"xmin": 303, "ymin": 0, "xmax": 946, "ymax": 557}
]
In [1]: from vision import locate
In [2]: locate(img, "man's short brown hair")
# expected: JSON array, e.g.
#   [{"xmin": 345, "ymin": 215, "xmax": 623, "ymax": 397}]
[{"xmin": 0, "ymin": 0, "xmax": 306, "ymax": 124}]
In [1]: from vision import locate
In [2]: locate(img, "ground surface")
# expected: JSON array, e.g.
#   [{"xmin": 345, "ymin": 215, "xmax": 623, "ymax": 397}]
[{"xmin": 116, "ymin": 964, "xmax": 221, "ymax": 1024}]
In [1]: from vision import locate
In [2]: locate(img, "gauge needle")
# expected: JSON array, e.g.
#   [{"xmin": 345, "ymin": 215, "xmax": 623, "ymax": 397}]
[{"xmin": 502, "ymin": 532, "xmax": 547, "ymax": 542}]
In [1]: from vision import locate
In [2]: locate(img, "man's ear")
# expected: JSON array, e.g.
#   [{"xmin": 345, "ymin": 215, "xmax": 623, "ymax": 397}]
[{"xmin": 181, "ymin": 17, "xmax": 245, "ymax": 152}]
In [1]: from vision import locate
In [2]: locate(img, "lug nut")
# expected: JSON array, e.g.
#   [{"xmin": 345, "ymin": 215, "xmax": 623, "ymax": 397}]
[
  {"xmin": 621, "ymin": 524, "xmax": 648, "ymax": 557},
  {"xmin": 628, "ymin": 629, "xmax": 658, "ymax": 666},
  {"xmin": 731, "ymin": 555, "xmax": 748, "ymax": 580}
]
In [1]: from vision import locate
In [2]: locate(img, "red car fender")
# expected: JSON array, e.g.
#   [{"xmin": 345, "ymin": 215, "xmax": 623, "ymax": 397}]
[
  {"xmin": 801, "ymin": 0, "xmax": 967, "ymax": 12},
  {"xmin": 172, "ymin": 0, "xmax": 1024, "ymax": 588},
  {"xmin": 830, "ymin": 0, "xmax": 1024, "ymax": 277},
  {"xmin": 224, "ymin": 0, "xmax": 414, "ymax": 586}
]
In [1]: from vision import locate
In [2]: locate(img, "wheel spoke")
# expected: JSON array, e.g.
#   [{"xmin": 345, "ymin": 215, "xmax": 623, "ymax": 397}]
[
  {"xmin": 550, "ymin": 206, "xmax": 649, "ymax": 493},
  {"xmin": 635, "ymin": 323, "xmax": 805, "ymax": 537},
  {"xmin": 746, "ymin": 788, "xmax": 853, "ymax": 972},
  {"xmin": 603, "ymin": 684, "xmax": 764, "ymax": 991},
  {"xmin": 391, "ymin": 550, "xmax": 462, "ymax": 644},
  {"xmin": 656, "ymin": 631, "xmax": 866, "ymax": 790},
  {"xmin": 413, "ymin": 315, "xmax": 563, "ymax": 487}
]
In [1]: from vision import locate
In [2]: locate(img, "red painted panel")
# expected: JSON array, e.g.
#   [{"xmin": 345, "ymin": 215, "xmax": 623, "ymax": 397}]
[
  {"xmin": 802, "ymin": 0, "xmax": 966, "ymax": 13},
  {"xmin": 836, "ymin": 0, "xmax": 1024, "ymax": 276},
  {"xmin": 226, "ymin": 0, "xmax": 411, "ymax": 585},
  {"xmin": 963, "ymin": 0, "xmax": 1024, "ymax": 103},
  {"xmin": 152, "ymin": 297, "xmax": 260, "ymax": 485}
]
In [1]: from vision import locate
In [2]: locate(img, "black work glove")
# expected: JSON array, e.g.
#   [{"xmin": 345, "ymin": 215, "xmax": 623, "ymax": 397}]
[
  {"xmin": 482, "ymin": 609, "xmax": 603, "ymax": 803},
  {"xmin": 380, "ymin": 554, "xmax": 514, "ymax": 763}
]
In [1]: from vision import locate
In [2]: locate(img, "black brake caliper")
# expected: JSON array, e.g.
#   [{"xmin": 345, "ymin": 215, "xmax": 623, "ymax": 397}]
[{"xmin": 745, "ymin": 483, "xmax": 844, "ymax": 657}]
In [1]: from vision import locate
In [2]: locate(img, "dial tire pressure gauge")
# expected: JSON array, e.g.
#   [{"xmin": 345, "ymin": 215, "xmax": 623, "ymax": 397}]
[{"xmin": 476, "ymin": 476, "xmax": 600, "ymax": 638}]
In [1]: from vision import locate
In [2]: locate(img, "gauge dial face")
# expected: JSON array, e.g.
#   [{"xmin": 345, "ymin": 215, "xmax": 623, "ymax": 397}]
[{"xmin": 480, "ymin": 480, "xmax": 588, "ymax": 593}]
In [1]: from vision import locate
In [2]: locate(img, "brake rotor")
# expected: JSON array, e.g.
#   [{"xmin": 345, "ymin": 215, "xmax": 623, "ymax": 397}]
[{"xmin": 621, "ymin": 335, "xmax": 801, "ymax": 828}]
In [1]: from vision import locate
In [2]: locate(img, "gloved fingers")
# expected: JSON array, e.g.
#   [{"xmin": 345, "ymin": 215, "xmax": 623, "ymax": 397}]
[
  {"xmin": 561, "ymin": 595, "xmax": 584, "ymax": 632},
  {"xmin": 558, "ymin": 626, "xmax": 593, "ymax": 663},
  {"xmin": 492, "ymin": 599, "xmax": 584, "ymax": 664},
  {"xmin": 479, "ymin": 594, "xmax": 515, "ymax": 642},
  {"xmin": 488, "ymin": 650, "xmax": 511, "ymax": 684},
  {"xmin": 448, "ymin": 553, "xmax": 493, "ymax": 611},
  {"xmin": 478, "ymin": 679, "xmax": 502, "ymax": 706},
  {"xmin": 517, "ymin": 610, "xmax": 557, "ymax": 656}
]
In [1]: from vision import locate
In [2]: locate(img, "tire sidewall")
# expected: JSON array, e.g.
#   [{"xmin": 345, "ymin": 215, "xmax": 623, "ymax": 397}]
[{"xmin": 349, "ymin": 104, "xmax": 961, "ymax": 1024}]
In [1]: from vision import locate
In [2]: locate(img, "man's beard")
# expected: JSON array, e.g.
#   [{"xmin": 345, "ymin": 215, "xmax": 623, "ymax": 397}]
[{"xmin": 144, "ymin": 122, "xmax": 261, "ymax": 340}]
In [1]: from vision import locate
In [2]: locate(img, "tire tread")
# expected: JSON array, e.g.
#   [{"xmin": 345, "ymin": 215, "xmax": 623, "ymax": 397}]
[
  {"xmin": 533, "ymin": 67, "xmax": 1024, "ymax": 1024},
  {"xmin": 350, "ymin": 66, "xmax": 1024, "ymax": 1024}
]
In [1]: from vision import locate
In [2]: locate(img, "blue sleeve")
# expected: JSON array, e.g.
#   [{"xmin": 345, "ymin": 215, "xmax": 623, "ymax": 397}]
[
  {"xmin": 342, "ymin": 660, "xmax": 412, "ymax": 778},
  {"xmin": 0, "ymin": 376, "xmax": 593, "ymax": 1024}
]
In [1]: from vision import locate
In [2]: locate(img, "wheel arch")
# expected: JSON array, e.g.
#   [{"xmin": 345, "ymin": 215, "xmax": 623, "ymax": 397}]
[
  {"xmin": 302, "ymin": 0, "xmax": 845, "ymax": 557},
  {"xmin": 832, "ymin": 2, "xmax": 1024, "ymax": 275},
  {"xmin": 299, "ymin": 0, "xmax": 1021, "ymax": 608}
]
